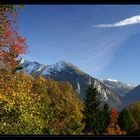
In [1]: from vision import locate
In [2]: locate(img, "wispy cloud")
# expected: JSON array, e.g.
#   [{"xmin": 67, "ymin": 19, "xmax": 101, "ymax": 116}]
[
  {"xmin": 93, "ymin": 15, "xmax": 140, "ymax": 28},
  {"xmin": 76, "ymin": 36, "xmax": 127, "ymax": 75}
]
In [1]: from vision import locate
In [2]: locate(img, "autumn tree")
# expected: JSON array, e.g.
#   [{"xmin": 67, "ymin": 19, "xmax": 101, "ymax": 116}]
[
  {"xmin": 44, "ymin": 79, "xmax": 83, "ymax": 135},
  {"xmin": 104, "ymin": 107, "xmax": 126, "ymax": 135},
  {"xmin": 0, "ymin": 71, "xmax": 84, "ymax": 135},
  {"xmin": 128, "ymin": 102, "xmax": 140, "ymax": 129},
  {"xmin": 0, "ymin": 5, "xmax": 28, "ymax": 73},
  {"xmin": 0, "ymin": 71, "xmax": 42, "ymax": 134}
]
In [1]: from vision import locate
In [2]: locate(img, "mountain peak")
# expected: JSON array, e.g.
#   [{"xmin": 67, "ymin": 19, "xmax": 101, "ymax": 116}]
[
  {"xmin": 55, "ymin": 60, "xmax": 86, "ymax": 74},
  {"xmin": 55, "ymin": 60, "xmax": 71, "ymax": 67},
  {"xmin": 106, "ymin": 78, "xmax": 118, "ymax": 82},
  {"xmin": 51, "ymin": 61, "xmax": 68, "ymax": 71},
  {"xmin": 56, "ymin": 60, "xmax": 75, "ymax": 67},
  {"xmin": 57, "ymin": 60, "xmax": 69, "ymax": 64}
]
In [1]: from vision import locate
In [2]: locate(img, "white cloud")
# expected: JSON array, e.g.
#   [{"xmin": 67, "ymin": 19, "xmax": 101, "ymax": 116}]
[{"xmin": 94, "ymin": 15, "xmax": 140, "ymax": 28}]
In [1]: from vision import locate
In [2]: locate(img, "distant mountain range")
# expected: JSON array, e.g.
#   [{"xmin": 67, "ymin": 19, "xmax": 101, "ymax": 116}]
[
  {"xmin": 18, "ymin": 59, "xmax": 138, "ymax": 110},
  {"xmin": 101, "ymin": 78, "xmax": 134, "ymax": 97},
  {"xmin": 123, "ymin": 84, "xmax": 140, "ymax": 107}
]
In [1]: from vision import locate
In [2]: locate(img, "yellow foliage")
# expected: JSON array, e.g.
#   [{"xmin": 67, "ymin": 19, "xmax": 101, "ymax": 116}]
[
  {"xmin": 0, "ymin": 70, "xmax": 84, "ymax": 134},
  {"xmin": 104, "ymin": 122, "xmax": 127, "ymax": 135}
]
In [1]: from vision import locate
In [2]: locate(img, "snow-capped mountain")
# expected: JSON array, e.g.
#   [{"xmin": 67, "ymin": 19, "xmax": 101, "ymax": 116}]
[
  {"xmin": 101, "ymin": 78, "xmax": 135, "ymax": 97},
  {"xmin": 20, "ymin": 59, "xmax": 84, "ymax": 76},
  {"xmin": 106, "ymin": 78, "xmax": 118, "ymax": 82},
  {"xmin": 19, "ymin": 59, "xmax": 124, "ymax": 110}
]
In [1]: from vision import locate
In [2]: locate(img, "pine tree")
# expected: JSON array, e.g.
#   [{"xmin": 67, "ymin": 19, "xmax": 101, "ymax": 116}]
[
  {"xmin": 82, "ymin": 84, "xmax": 103, "ymax": 135},
  {"xmin": 118, "ymin": 108, "xmax": 138, "ymax": 133},
  {"xmin": 100, "ymin": 103, "xmax": 111, "ymax": 133}
]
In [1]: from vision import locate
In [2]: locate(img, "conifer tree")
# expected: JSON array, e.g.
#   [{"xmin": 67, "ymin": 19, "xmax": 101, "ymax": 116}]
[
  {"xmin": 100, "ymin": 103, "xmax": 111, "ymax": 133},
  {"xmin": 82, "ymin": 84, "xmax": 103, "ymax": 135},
  {"xmin": 118, "ymin": 108, "xmax": 138, "ymax": 133}
]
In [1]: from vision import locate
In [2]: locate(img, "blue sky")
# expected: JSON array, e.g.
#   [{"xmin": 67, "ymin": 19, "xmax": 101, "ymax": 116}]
[{"xmin": 19, "ymin": 5, "xmax": 140, "ymax": 85}]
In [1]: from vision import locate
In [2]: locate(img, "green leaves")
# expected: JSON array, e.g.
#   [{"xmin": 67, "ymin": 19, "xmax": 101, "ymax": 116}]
[
  {"xmin": 118, "ymin": 108, "xmax": 137, "ymax": 133},
  {"xmin": 0, "ymin": 71, "xmax": 83, "ymax": 135},
  {"xmin": 117, "ymin": 102, "xmax": 140, "ymax": 134}
]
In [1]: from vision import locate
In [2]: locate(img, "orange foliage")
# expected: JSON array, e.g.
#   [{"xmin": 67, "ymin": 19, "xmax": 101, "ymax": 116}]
[
  {"xmin": 0, "ymin": 6, "xmax": 28, "ymax": 71},
  {"xmin": 104, "ymin": 107, "xmax": 126, "ymax": 135},
  {"xmin": 110, "ymin": 107, "xmax": 118, "ymax": 125},
  {"xmin": 104, "ymin": 124, "xmax": 126, "ymax": 135}
]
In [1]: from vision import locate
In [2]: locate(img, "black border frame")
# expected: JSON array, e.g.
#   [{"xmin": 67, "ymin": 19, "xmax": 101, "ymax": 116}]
[{"xmin": 0, "ymin": 0, "xmax": 140, "ymax": 139}]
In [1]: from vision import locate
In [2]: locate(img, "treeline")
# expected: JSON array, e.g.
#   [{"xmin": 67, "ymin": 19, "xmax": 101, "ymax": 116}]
[
  {"xmin": 0, "ymin": 70, "xmax": 140, "ymax": 135},
  {"xmin": 82, "ymin": 85, "xmax": 126, "ymax": 135},
  {"xmin": 0, "ymin": 70, "xmax": 83, "ymax": 134},
  {"xmin": 118, "ymin": 102, "xmax": 140, "ymax": 134},
  {"xmin": 82, "ymin": 85, "xmax": 140, "ymax": 135}
]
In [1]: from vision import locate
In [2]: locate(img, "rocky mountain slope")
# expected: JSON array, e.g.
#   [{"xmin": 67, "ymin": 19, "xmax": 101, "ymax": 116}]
[
  {"xmin": 19, "ymin": 59, "xmax": 125, "ymax": 110},
  {"xmin": 101, "ymin": 78, "xmax": 134, "ymax": 97}
]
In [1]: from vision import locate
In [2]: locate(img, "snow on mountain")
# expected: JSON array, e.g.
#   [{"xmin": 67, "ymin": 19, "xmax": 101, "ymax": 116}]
[
  {"xmin": 54, "ymin": 61, "xmax": 68, "ymax": 70},
  {"xmin": 101, "ymin": 79, "xmax": 135, "ymax": 97},
  {"xmin": 107, "ymin": 78, "xmax": 118, "ymax": 82},
  {"xmin": 20, "ymin": 60, "xmax": 44, "ymax": 74},
  {"xmin": 19, "ymin": 59, "xmax": 124, "ymax": 110},
  {"xmin": 46, "ymin": 61, "xmax": 66, "ymax": 73},
  {"xmin": 126, "ymin": 83, "xmax": 134, "ymax": 87},
  {"xmin": 20, "ymin": 59, "xmax": 68, "ymax": 76}
]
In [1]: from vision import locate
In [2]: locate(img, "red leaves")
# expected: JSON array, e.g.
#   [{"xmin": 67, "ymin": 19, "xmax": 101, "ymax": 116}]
[
  {"xmin": 0, "ymin": 6, "xmax": 28, "ymax": 71},
  {"xmin": 110, "ymin": 107, "xmax": 118, "ymax": 124},
  {"xmin": 104, "ymin": 107, "xmax": 127, "ymax": 135}
]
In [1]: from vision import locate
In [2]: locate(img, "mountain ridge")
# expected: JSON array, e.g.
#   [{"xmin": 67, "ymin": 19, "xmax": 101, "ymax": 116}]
[
  {"xmin": 101, "ymin": 79, "xmax": 135, "ymax": 97},
  {"xmin": 123, "ymin": 84, "xmax": 140, "ymax": 107},
  {"xmin": 19, "ymin": 59, "xmax": 135, "ymax": 110}
]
